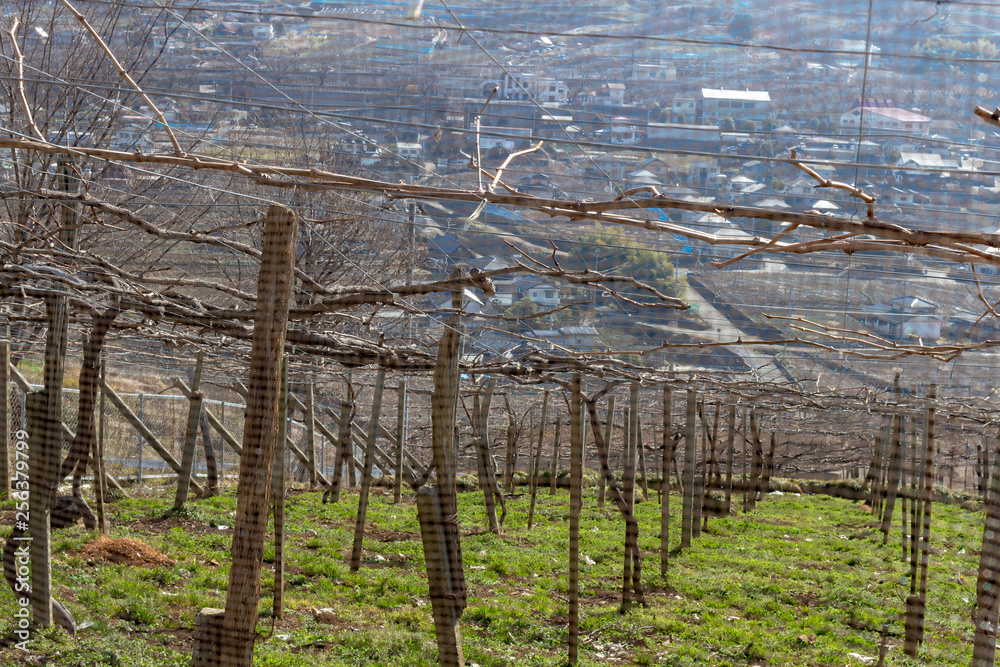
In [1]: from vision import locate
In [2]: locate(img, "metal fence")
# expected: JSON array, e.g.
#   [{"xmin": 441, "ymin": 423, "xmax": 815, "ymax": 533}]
[{"xmin": 10, "ymin": 382, "xmax": 345, "ymax": 489}]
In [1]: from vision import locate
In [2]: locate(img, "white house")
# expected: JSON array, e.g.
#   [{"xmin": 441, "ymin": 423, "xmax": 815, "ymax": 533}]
[
  {"xmin": 839, "ymin": 99, "xmax": 930, "ymax": 135},
  {"xmin": 396, "ymin": 142, "xmax": 422, "ymax": 160},
  {"xmin": 698, "ymin": 88, "xmax": 772, "ymax": 123},
  {"xmin": 252, "ymin": 24, "xmax": 275, "ymax": 41},
  {"xmin": 601, "ymin": 83, "xmax": 626, "ymax": 106}
]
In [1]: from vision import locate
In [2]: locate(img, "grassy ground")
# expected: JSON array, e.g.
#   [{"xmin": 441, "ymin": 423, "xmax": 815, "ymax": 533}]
[{"xmin": 0, "ymin": 483, "xmax": 985, "ymax": 666}]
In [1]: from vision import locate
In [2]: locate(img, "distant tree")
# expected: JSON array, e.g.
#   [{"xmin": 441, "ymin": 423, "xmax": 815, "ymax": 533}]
[
  {"xmin": 771, "ymin": 177, "xmax": 786, "ymax": 191},
  {"xmin": 885, "ymin": 148, "xmax": 902, "ymax": 164},
  {"xmin": 758, "ymin": 141, "xmax": 776, "ymax": 157},
  {"xmin": 506, "ymin": 297, "xmax": 540, "ymax": 331},
  {"xmin": 740, "ymin": 119, "xmax": 757, "ymax": 133},
  {"xmin": 568, "ymin": 224, "xmax": 684, "ymax": 301},
  {"xmin": 816, "ymin": 118, "xmax": 830, "ymax": 133},
  {"xmin": 657, "ymin": 107, "xmax": 672, "ymax": 122},
  {"xmin": 727, "ymin": 13, "xmax": 755, "ymax": 42},
  {"xmin": 761, "ymin": 118, "xmax": 777, "ymax": 131},
  {"xmin": 675, "ymin": 112, "xmax": 687, "ymax": 124},
  {"xmin": 720, "ymin": 117, "xmax": 736, "ymax": 132}
]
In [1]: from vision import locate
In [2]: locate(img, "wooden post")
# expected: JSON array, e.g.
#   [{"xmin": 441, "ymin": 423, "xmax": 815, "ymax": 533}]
[
  {"xmin": 724, "ymin": 404, "xmax": 736, "ymax": 514},
  {"xmin": 220, "ymin": 204, "xmax": 297, "ymax": 667},
  {"xmin": 527, "ymin": 392, "xmax": 548, "ymax": 529},
  {"xmin": 350, "ymin": 368, "xmax": 387, "ymax": 572},
  {"xmin": 549, "ymin": 419, "xmax": 561, "ymax": 495},
  {"xmin": 760, "ymin": 431, "xmax": 777, "ymax": 498},
  {"xmin": 637, "ymin": 419, "xmax": 649, "ymax": 502},
  {"xmin": 622, "ymin": 382, "xmax": 639, "ymax": 610},
  {"xmin": 681, "ymin": 390, "xmax": 696, "ymax": 549},
  {"xmin": 910, "ymin": 405, "xmax": 921, "ymax": 572},
  {"xmin": 900, "ymin": 415, "xmax": 910, "ymax": 560},
  {"xmin": 416, "ymin": 486, "xmax": 465, "ymax": 667},
  {"xmin": 199, "ymin": 413, "xmax": 219, "ymax": 495},
  {"xmin": 472, "ymin": 379, "xmax": 501, "ymax": 534},
  {"xmin": 660, "ymin": 387, "xmax": 671, "ymax": 576},
  {"xmin": 741, "ymin": 410, "xmax": 748, "ymax": 510},
  {"xmin": 418, "ymin": 274, "xmax": 468, "ymax": 667},
  {"xmin": 568, "ymin": 374, "xmax": 582, "ymax": 665},
  {"xmin": 27, "ymin": 393, "xmax": 53, "ymax": 627},
  {"xmin": 881, "ymin": 409, "xmax": 904, "ymax": 544},
  {"xmin": 866, "ymin": 418, "xmax": 887, "ymax": 508},
  {"xmin": 905, "ymin": 384, "xmax": 936, "ymax": 657},
  {"xmin": 174, "ymin": 351, "xmax": 205, "ymax": 510},
  {"xmin": 95, "ymin": 358, "xmax": 108, "ymax": 534},
  {"xmin": 709, "ymin": 402, "xmax": 721, "ymax": 486},
  {"xmin": 503, "ymin": 397, "xmax": 517, "ymax": 494},
  {"xmin": 305, "ymin": 382, "xmax": 317, "ymax": 489},
  {"xmin": 325, "ymin": 399, "xmax": 352, "ymax": 503},
  {"xmin": 620, "ymin": 404, "xmax": 630, "ymax": 476},
  {"xmin": 272, "ymin": 357, "xmax": 288, "ymax": 620},
  {"xmin": 0, "ymin": 340, "xmax": 8, "ymax": 500},
  {"xmin": 746, "ymin": 412, "xmax": 762, "ymax": 512},
  {"xmin": 693, "ymin": 402, "xmax": 704, "ymax": 538},
  {"xmin": 599, "ymin": 396, "xmax": 615, "ymax": 508},
  {"xmin": 393, "ymin": 380, "xmax": 407, "ymax": 504},
  {"xmin": 586, "ymin": 395, "xmax": 645, "ymax": 611},
  {"xmin": 973, "ymin": 428, "xmax": 1000, "ymax": 667}
]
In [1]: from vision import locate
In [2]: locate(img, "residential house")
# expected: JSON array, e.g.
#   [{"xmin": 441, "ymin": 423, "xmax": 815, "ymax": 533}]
[
  {"xmin": 670, "ymin": 97, "xmax": 697, "ymax": 122},
  {"xmin": 839, "ymin": 99, "xmax": 931, "ymax": 136},
  {"xmin": 396, "ymin": 142, "xmax": 422, "ymax": 161},
  {"xmin": 517, "ymin": 276, "xmax": 560, "ymax": 308},
  {"xmin": 858, "ymin": 296, "xmax": 942, "ymax": 340},
  {"xmin": 528, "ymin": 326, "xmax": 601, "ymax": 351},
  {"xmin": 252, "ymin": 24, "xmax": 275, "ymax": 40},
  {"xmin": 600, "ymin": 83, "xmax": 626, "ymax": 106},
  {"xmin": 625, "ymin": 169, "xmax": 663, "ymax": 189},
  {"xmin": 632, "ymin": 62, "xmax": 677, "ymax": 82},
  {"xmin": 696, "ymin": 88, "xmax": 772, "ymax": 123},
  {"xmin": 610, "ymin": 117, "xmax": 638, "ymax": 145},
  {"xmin": 517, "ymin": 173, "xmax": 554, "ymax": 197}
]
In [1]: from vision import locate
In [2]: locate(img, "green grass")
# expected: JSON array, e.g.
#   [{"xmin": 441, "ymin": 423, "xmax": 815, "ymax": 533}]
[{"xmin": 0, "ymin": 484, "xmax": 986, "ymax": 666}]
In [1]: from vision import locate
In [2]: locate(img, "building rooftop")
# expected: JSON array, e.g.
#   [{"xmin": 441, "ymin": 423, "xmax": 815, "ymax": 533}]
[{"xmin": 701, "ymin": 88, "xmax": 771, "ymax": 102}]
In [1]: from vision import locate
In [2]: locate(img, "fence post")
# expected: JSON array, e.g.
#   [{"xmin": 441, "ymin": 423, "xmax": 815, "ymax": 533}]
[
  {"xmin": 174, "ymin": 351, "xmax": 205, "ymax": 510},
  {"xmin": 95, "ymin": 357, "xmax": 108, "ymax": 534},
  {"xmin": 568, "ymin": 373, "xmax": 582, "ymax": 665},
  {"xmin": 138, "ymin": 393, "xmax": 144, "ymax": 485},
  {"xmin": 305, "ymin": 382, "xmax": 317, "ymax": 489},
  {"xmin": 599, "ymin": 396, "xmax": 615, "ymax": 509},
  {"xmin": 549, "ymin": 419, "xmax": 561, "ymax": 495},
  {"xmin": 681, "ymin": 390, "xmax": 696, "ymax": 549},
  {"xmin": 272, "ymin": 357, "xmax": 288, "ymax": 620},
  {"xmin": 350, "ymin": 368, "xmax": 386, "ymax": 572},
  {"xmin": 527, "ymin": 392, "xmax": 548, "ymax": 529},
  {"xmin": 973, "ymin": 426, "xmax": 1000, "ymax": 666},
  {"xmin": 394, "ymin": 380, "xmax": 407, "ymax": 504},
  {"xmin": 473, "ymin": 378, "xmax": 501, "ymax": 534},
  {"xmin": 660, "ymin": 387, "xmax": 670, "ymax": 575},
  {"xmin": 219, "ymin": 204, "xmax": 298, "ymax": 667},
  {"xmin": 418, "ymin": 274, "xmax": 468, "ymax": 667},
  {"xmin": 220, "ymin": 402, "xmax": 226, "ymax": 486},
  {"xmin": 905, "ymin": 383, "xmax": 936, "ymax": 657},
  {"xmin": 724, "ymin": 404, "xmax": 736, "ymax": 514},
  {"xmin": 27, "ymin": 392, "xmax": 53, "ymax": 628},
  {"xmin": 622, "ymin": 382, "xmax": 639, "ymax": 611}
]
